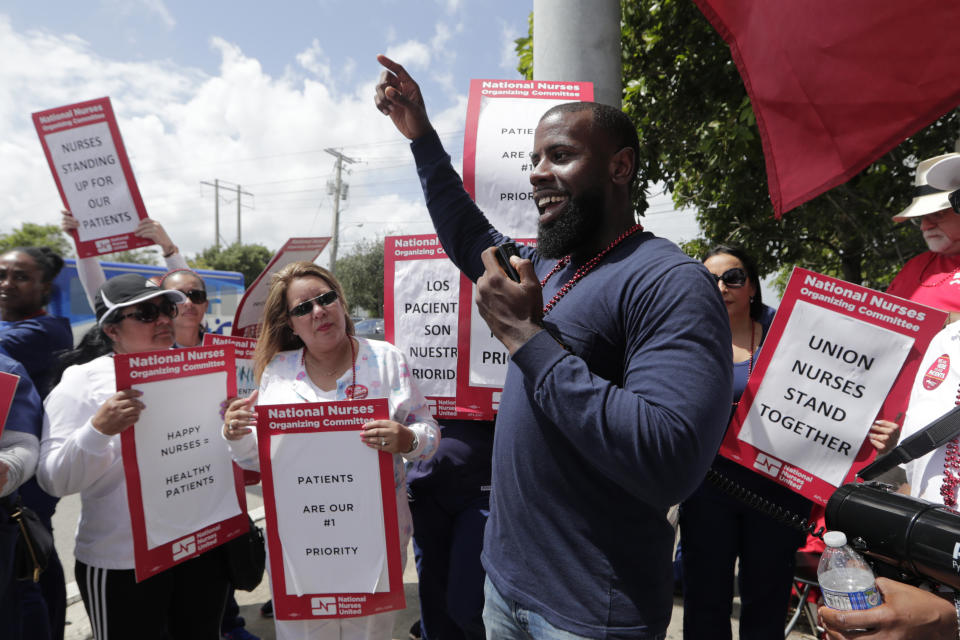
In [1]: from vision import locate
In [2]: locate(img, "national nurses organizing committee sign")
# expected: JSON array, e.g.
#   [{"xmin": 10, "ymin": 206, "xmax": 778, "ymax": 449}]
[
  {"xmin": 115, "ymin": 345, "xmax": 249, "ymax": 581},
  {"xmin": 257, "ymin": 399, "xmax": 404, "ymax": 620},
  {"xmin": 203, "ymin": 333, "xmax": 258, "ymax": 397},
  {"xmin": 33, "ymin": 97, "xmax": 153, "ymax": 258},
  {"xmin": 463, "ymin": 79, "xmax": 593, "ymax": 239},
  {"xmin": 722, "ymin": 268, "xmax": 946, "ymax": 505},
  {"xmin": 384, "ymin": 235, "xmax": 478, "ymax": 419},
  {"xmin": 456, "ymin": 238, "xmax": 537, "ymax": 418}
]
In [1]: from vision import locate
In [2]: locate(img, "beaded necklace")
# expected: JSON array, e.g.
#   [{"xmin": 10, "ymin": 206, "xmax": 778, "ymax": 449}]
[
  {"xmin": 941, "ymin": 385, "xmax": 960, "ymax": 507},
  {"xmin": 918, "ymin": 252, "xmax": 960, "ymax": 288},
  {"xmin": 540, "ymin": 223, "xmax": 644, "ymax": 316}
]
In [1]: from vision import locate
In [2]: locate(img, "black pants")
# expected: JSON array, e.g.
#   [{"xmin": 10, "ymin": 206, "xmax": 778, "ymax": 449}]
[{"xmin": 76, "ymin": 548, "xmax": 229, "ymax": 640}]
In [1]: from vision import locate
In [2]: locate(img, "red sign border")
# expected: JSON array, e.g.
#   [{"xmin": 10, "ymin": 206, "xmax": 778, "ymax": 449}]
[
  {"xmin": 32, "ymin": 97, "xmax": 154, "ymax": 258},
  {"xmin": 720, "ymin": 267, "xmax": 947, "ymax": 505},
  {"xmin": 0, "ymin": 372, "xmax": 21, "ymax": 437},
  {"xmin": 256, "ymin": 399, "xmax": 405, "ymax": 619},
  {"xmin": 384, "ymin": 235, "xmax": 486, "ymax": 420},
  {"xmin": 116, "ymin": 345, "xmax": 248, "ymax": 581}
]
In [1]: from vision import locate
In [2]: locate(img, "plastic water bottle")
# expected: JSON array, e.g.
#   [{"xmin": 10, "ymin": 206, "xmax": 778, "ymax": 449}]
[{"xmin": 817, "ymin": 530, "xmax": 883, "ymax": 610}]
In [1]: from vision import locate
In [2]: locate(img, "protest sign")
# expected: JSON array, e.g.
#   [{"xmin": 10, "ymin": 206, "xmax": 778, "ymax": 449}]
[
  {"xmin": 448, "ymin": 79, "xmax": 592, "ymax": 416},
  {"xmin": 721, "ymin": 268, "xmax": 947, "ymax": 505},
  {"xmin": 455, "ymin": 238, "xmax": 537, "ymax": 418},
  {"xmin": 33, "ymin": 97, "xmax": 153, "ymax": 258},
  {"xmin": 463, "ymin": 79, "xmax": 593, "ymax": 238},
  {"xmin": 116, "ymin": 345, "xmax": 248, "ymax": 581},
  {"xmin": 203, "ymin": 333, "xmax": 258, "ymax": 397},
  {"xmin": 257, "ymin": 399, "xmax": 404, "ymax": 620},
  {"xmin": 232, "ymin": 237, "xmax": 330, "ymax": 338},
  {"xmin": 384, "ymin": 235, "xmax": 481, "ymax": 419},
  {"xmin": 203, "ymin": 333, "xmax": 261, "ymax": 484},
  {"xmin": 0, "ymin": 371, "xmax": 20, "ymax": 436}
]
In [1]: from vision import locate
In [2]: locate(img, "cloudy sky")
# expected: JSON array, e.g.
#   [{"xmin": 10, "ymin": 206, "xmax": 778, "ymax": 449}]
[{"xmin": 2, "ymin": 1, "xmax": 695, "ymax": 265}]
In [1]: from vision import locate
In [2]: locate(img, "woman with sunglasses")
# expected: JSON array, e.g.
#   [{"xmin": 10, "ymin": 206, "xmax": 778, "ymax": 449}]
[
  {"xmin": 222, "ymin": 261, "xmax": 440, "ymax": 640},
  {"xmin": 678, "ymin": 245, "xmax": 814, "ymax": 640},
  {"xmin": 63, "ymin": 214, "xmax": 258, "ymax": 639},
  {"xmin": 38, "ymin": 274, "xmax": 230, "ymax": 640},
  {"xmin": 159, "ymin": 269, "xmax": 209, "ymax": 347}
]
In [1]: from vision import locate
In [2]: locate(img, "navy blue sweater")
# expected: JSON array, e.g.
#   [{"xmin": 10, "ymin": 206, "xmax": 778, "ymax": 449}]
[{"xmin": 412, "ymin": 130, "xmax": 733, "ymax": 638}]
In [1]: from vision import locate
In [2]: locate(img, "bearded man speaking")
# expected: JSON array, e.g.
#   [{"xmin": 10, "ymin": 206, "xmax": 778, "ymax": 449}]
[{"xmin": 375, "ymin": 55, "xmax": 732, "ymax": 640}]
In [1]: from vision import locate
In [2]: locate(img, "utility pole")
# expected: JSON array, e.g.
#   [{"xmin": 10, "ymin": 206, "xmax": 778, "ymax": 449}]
[
  {"xmin": 325, "ymin": 148, "xmax": 357, "ymax": 274},
  {"xmin": 201, "ymin": 179, "xmax": 253, "ymax": 247},
  {"xmin": 533, "ymin": 0, "xmax": 622, "ymax": 108}
]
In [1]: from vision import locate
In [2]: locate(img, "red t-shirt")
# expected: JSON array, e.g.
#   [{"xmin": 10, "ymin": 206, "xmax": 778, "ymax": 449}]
[{"xmin": 886, "ymin": 251, "xmax": 960, "ymax": 311}]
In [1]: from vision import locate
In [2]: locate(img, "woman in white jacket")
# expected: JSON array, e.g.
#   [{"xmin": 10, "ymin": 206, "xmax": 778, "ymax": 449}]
[
  {"xmin": 38, "ymin": 274, "xmax": 229, "ymax": 640},
  {"xmin": 223, "ymin": 261, "xmax": 439, "ymax": 640}
]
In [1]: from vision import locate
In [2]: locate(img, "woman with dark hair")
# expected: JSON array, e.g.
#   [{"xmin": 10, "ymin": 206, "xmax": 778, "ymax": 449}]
[
  {"xmin": 223, "ymin": 261, "xmax": 439, "ymax": 640},
  {"xmin": 678, "ymin": 245, "xmax": 813, "ymax": 639},
  {"xmin": 38, "ymin": 273, "xmax": 230, "ymax": 640},
  {"xmin": 0, "ymin": 247, "xmax": 73, "ymax": 396},
  {"xmin": 0, "ymin": 245, "xmax": 73, "ymax": 640},
  {"xmin": 160, "ymin": 269, "xmax": 209, "ymax": 347}
]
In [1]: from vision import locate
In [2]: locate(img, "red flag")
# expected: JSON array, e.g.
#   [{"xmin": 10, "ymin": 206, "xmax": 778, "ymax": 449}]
[{"xmin": 694, "ymin": 1, "xmax": 960, "ymax": 216}]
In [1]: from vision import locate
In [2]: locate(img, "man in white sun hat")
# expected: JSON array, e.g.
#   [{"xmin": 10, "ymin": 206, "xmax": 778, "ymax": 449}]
[{"xmin": 887, "ymin": 153, "xmax": 960, "ymax": 310}]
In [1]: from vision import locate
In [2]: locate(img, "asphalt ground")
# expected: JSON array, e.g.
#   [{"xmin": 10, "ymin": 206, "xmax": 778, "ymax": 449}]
[{"xmin": 52, "ymin": 489, "xmax": 820, "ymax": 640}]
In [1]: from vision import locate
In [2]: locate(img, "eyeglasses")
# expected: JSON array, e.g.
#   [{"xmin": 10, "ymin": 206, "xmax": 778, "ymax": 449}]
[
  {"xmin": 288, "ymin": 290, "xmax": 339, "ymax": 317},
  {"xmin": 115, "ymin": 298, "xmax": 179, "ymax": 323},
  {"xmin": 909, "ymin": 209, "xmax": 960, "ymax": 227},
  {"xmin": 178, "ymin": 289, "xmax": 207, "ymax": 304},
  {"xmin": 711, "ymin": 267, "xmax": 748, "ymax": 289}
]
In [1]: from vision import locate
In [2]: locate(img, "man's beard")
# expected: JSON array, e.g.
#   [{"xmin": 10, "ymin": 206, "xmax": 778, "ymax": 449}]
[{"xmin": 536, "ymin": 188, "xmax": 604, "ymax": 259}]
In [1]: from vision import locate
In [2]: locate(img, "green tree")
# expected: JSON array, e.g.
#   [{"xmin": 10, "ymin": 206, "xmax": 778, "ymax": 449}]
[
  {"xmin": 0, "ymin": 223, "xmax": 74, "ymax": 257},
  {"xmin": 335, "ymin": 239, "xmax": 384, "ymax": 317},
  {"xmin": 190, "ymin": 242, "xmax": 273, "ymax": 287},
  {"xmin": 517, "ymin": 4, "xmax": 955, "ymax": 289}
]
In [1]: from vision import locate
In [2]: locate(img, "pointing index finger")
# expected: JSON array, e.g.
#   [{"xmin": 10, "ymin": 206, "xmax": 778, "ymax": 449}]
[{"xmin": 377, "ymin": 54, "xmax": 409, "ymax": 81}]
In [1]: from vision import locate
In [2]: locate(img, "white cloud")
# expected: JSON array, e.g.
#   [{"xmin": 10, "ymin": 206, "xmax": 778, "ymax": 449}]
[
  {"xmin": 383, "ymin": 40, "xmax": 431, "ymax": 70},
  {"xmin": 295, "ymin": 39, "xmax": 334, "ymax": 85},
  {"xmin": 0, "ymin": 17, "xmax": 446, "ymax": 258}
]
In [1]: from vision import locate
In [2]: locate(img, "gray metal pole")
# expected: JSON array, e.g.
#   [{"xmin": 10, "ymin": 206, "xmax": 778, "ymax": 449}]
[
  {"xmin": 214, "ymin": 178, "xmax": 220, "ymax": 248},
  {"xmin": 532, "ymin": 0, "xmax": 622, "ymax": 108},
  {"xmin": 236, "ymin": 184, "xmax": 242, "ymax": 244}
]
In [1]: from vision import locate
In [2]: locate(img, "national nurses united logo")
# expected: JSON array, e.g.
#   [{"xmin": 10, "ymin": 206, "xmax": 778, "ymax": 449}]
[
  {"xmin": 345, "ymin": 384, "xmax": 368, "ymax": 400},
  {"xmin": 923, "ymin": 354, "xmax": 950, "ymax": 390}
]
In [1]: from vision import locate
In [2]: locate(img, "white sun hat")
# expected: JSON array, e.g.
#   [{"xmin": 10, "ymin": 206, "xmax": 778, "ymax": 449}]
[
  {"xmin": 926, "ymin": 153, "xmax": 960, "ymax": 192},
  {"xmin": 892, "ymin": 153, "xmax": 960, "ymax": 223}
]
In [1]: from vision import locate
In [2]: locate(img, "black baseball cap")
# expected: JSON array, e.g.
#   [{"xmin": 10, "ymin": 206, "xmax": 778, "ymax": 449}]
[{"xmin": 95, "ymin": 273, "xmax": 187, "ymax": 325}]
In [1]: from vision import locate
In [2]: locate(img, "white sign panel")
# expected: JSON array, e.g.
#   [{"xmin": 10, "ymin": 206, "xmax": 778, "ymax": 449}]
[{"xmin": 738, "ymin": 301, "xmax": 912, "ymax": 486}]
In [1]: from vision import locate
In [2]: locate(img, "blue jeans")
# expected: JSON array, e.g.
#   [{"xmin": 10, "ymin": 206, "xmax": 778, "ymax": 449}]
[{"xmin": 482, "ymin": 577, "xmax": 666, "ymax": 640}]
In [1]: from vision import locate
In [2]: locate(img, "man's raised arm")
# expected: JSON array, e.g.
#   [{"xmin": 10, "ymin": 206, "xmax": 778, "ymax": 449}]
[{"xmin": 375, "ymin": 55, "xmax": 433, "ymax": 141}]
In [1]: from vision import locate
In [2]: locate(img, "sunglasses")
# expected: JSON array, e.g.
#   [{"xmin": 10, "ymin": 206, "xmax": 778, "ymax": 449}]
[
  {"xmin": 115, "ymin": 298, "xmax": 179, "ymax": 323},
  {"xmin": 950, "ymin": 189, "xmax": 960, "ymax": 215},
  {"xmin": 711, "ymin": 267, "xmax": 748, "ymax": 288},
  {"xmin": 178, "ymin": 289, "xmax": 207, "ymax": 304},
  {"xmin": 288, "ymin": 290, "xmax": 339, "ymax": 317},
  {"xmin": 908, "ymin": 209, "xmax": 960, "ymax": 227}
]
